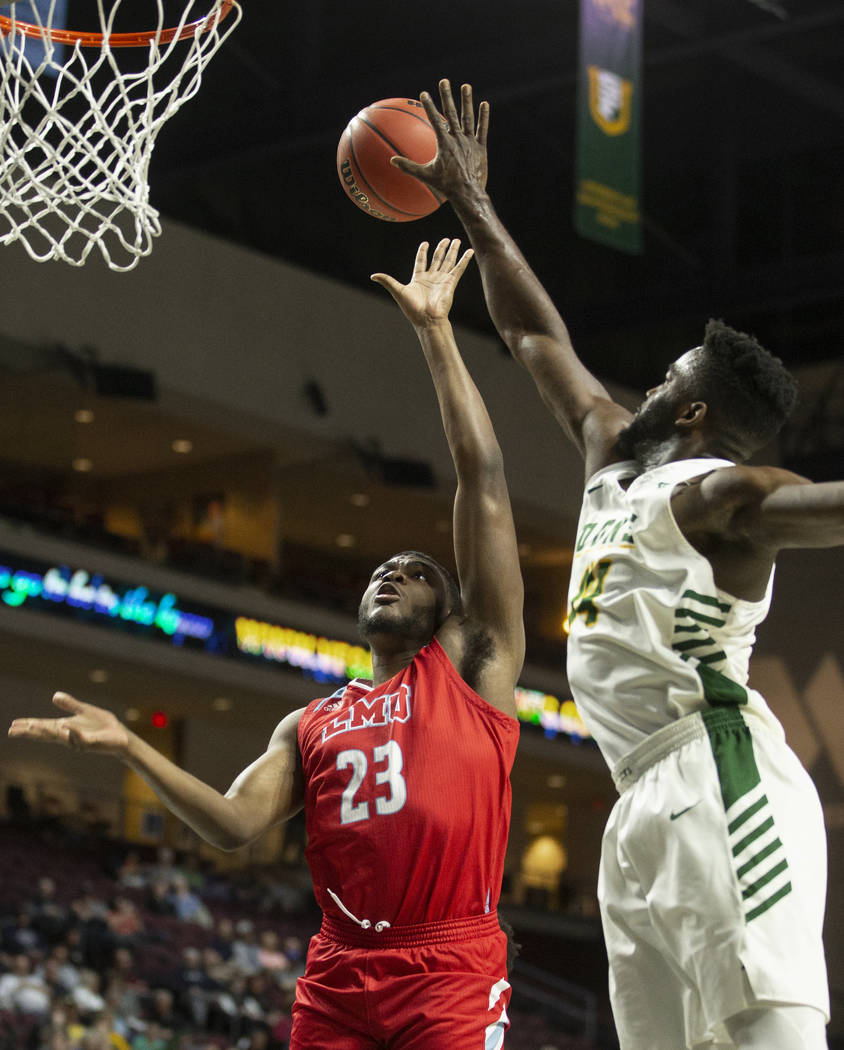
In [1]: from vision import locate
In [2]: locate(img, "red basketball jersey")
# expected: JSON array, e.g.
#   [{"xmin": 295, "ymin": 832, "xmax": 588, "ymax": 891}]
[{"xmin": 297, "ymin": 638, "xmax": 519, "ymax": 928}]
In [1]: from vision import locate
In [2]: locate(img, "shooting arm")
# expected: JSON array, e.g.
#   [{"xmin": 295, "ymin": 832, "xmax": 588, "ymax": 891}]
[
  {"xmin": 372, "ymin": 239, "xmax": 525, "ymax": 709},
  {"xmin": 417, "ymin": 313, "xmax": 525, "ymax": 685}
]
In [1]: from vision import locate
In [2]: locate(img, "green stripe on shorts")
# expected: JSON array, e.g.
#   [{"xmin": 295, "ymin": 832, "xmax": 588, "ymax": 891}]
[
  {"xmin": 702, "ymin": 708, "xmax": 792, "ymax": 923},
  {"xmin": 701, "ymin": 707, "xmax": 760, "ymax": 811}
]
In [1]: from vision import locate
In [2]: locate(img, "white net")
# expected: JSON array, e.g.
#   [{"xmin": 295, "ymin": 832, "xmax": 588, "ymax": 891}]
[{"xmin": 0, "ymin": 0, "xmax": 241, "ymax": 270}]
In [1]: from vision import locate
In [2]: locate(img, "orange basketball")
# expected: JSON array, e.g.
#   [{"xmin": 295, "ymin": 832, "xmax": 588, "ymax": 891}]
[{"xmin": 337, "ymin": 98, "xmax": 443, "ymax": 222}]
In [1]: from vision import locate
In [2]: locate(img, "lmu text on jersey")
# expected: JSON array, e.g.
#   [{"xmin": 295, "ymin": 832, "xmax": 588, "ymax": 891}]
[{"xmin": 321, "ymin": 685, "xmax": 412, "ymax": 742}]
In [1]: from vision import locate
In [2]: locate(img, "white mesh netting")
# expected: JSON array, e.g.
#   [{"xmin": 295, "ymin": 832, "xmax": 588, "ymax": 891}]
[{"xmin": 0, "ymin": 0, "xmax": 241, "ymax": 270}]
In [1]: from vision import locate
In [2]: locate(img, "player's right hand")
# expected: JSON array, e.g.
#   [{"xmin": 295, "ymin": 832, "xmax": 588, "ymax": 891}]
[
  {"xmin": 371, "ymin": 238, "xmax": 474, "ymax": 328},
  {"xmin": 8, "ymin": 692, "xmax": 131, "ymax": 757},
  {"xmin": 392, "ymin": 80, "xmax": 489, "ymax": 201}
]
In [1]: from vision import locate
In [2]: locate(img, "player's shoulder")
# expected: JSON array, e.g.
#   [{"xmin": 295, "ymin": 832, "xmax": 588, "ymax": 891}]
[
  {"xmin": 268, "ymin": 706, "xmax": 307, "ymax": 748},
  {"xmin": 697, "ymin": 463, "xmax": 812, "ymax": 505}
]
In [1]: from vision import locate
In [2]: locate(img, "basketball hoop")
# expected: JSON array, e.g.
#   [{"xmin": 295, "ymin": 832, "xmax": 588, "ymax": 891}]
[{"xmin": 0, "ymin": 0, "xmax": 242, "ymax": 271}]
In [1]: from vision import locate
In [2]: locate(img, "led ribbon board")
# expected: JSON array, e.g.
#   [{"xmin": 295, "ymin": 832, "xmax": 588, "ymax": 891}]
[
  {"xmin": 0, "ymin": 549, "xmax": 591, "ymax": 741},
  {"xmin": 0, "ymin": 552, "xmax": 218, "ymax": 646}
]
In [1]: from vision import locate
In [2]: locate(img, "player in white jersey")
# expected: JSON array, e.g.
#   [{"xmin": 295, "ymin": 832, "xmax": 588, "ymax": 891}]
[{"xmin": 393, "ymin": 80, "xmax": 844, "ymax": 1050}]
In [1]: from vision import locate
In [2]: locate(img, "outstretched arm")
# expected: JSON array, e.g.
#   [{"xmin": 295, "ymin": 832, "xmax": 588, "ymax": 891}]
[
  {"xmin": 672, "ymin": 466, "xmax": 844, "ymax": 599},
  {"xmin": 8, "ymin": 694, "xmax": 305, "ymax": 850},
  {"xmin": 393, "ymin": 79, "xmax": 632, "ymax": 477},
  {"xmin": 372, "ymin": 238, "xmax": 525, "ymax": 714}
]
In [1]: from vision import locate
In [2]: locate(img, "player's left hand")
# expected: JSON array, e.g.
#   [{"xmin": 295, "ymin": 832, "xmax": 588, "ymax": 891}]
[
  {"xmin": 371, "ymin": 238, "xmax": 473, "ymax": 327},
  {"xmin": 392, "ymin": 80, "xmax": 488, "ymax": 200}
]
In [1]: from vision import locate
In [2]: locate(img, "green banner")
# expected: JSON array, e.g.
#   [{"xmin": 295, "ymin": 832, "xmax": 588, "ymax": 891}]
[{"xmin": 574, "ymin": 0, "xmax": 643, "ymax": 253}]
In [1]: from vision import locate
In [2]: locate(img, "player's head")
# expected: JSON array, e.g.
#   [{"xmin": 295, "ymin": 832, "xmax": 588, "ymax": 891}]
[
  {"xmin": 618, "ymin": 319, "xmax": 798, "ymax": 465},
  {"xmin": 357, "ymin": 551, "xmax": 461, "ymax": 647}
]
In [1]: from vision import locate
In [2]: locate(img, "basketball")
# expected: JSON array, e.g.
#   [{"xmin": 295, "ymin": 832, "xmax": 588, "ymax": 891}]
[{"xmin": 337, "ymin": 98, "xmax": 444, "ymax": 222}]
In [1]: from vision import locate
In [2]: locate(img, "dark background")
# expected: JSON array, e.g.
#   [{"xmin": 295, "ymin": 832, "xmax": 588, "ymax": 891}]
[{"xmin": 138, "ymin": 0, "xmax": 844, "ymax": 407}]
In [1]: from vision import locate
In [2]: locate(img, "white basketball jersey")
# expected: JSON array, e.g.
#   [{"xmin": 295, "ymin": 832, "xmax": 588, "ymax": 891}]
[{"xmin": 565, "ymin": 457, "xmax": 784, "ymax": 768}]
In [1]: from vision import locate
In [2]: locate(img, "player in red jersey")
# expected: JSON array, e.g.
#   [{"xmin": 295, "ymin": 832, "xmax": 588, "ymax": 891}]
[{"xmin": 9, "ymin": 237, "xmax": 525, "ymax": 1049}]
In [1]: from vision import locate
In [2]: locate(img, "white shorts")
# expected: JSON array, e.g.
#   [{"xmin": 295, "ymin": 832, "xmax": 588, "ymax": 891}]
[{"xmin": 599, "ymin": 707, "xmax": 829, "ymax": 1049}]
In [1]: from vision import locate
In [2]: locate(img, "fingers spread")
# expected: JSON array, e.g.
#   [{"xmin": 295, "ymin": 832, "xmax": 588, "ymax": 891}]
[
  {"xmin": 390, "ymin": 156, "xmax": 421, "ymax": 176},
  {"xmin": 369, "ymin": 273, "xmax": 403, "ymax": 300},
  {"xmin": 430, "ymin": 238, "xmax": 450, "ymax": 270},
  {"xmin": 460, "ymin": 83, "xmax": 475, "ymax": 135},
  {"xmin": 477, "ymin": 100, "xmax": 489, "ymax": 147},
  {"xmin": 417, "ymin": 93, "xmax": 444, "ymax": 137},
  {"xmin": 52, "ymin": 691, "xmax": 83, "ymax": 713},
  {"xmin": 413, "ymin": 240, "xmax": 430, "ymax": 275},
  {"xmin": 8, "ymin": 717, "xmax": 64, "ymax": 742},
  {"xmin": 442, "ymin": 238, "xmax": 461, "ymax": 271},
  {"xmin": 438, "ymin": 79, "xmax": 461, "ymax": 135}
]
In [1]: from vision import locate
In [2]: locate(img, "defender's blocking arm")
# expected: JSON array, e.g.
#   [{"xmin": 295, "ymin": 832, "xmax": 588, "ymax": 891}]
[
  {"xmin": 675, "ymin": 467, "xmax": 844, "ymax": 552},
  {"xmin": 393, "ymin": 80, "xmax": 631, "ymax": 474}
]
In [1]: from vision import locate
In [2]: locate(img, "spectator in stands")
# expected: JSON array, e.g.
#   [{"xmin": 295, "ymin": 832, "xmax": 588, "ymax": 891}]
[
  {"xmin": 168, "ymin": 877, "xmax": 212, "ymax": 929},
  {"xmin": 71, "ymin": 885, "xmax": 111, "ymax": 932},
  {"xmin": 70, "ymin": 969, "xmax": 107, "ymax": 1020},
  {"xmin": 149, "ymin": 848, "xmax": 181, "ymax": 888},
  {"xmin": 141, "ymin": 986, "xmax": 185, "ymax": 1038},
  {"xmin": 255, "ymin": 931, "xmax": 288, "ymax": 976},
  {"xmin": 116, "ymin": 852, "xmax": 147, "ymax": 891},
  {"xmin": 37, "ymin": 955, "xmax": 71, "ymax": 1002},
  {"xmin": 107, "ymin": 898, "xmax": 144, "ymax": 947},
  {"xmin": 199, "ymin": 947, "xmax": 234, "ymax": 988},
  {"xmin": 2, "ymin": 911, "xmax": 45, "ymax": 955},
  {"xmin": 143, "ymin": 877, "xmax": 175, "ymax": 918},
  {"xmin": 179, "ymin": 856, "xmax": 206, "ymax": 896},
  {"xmin": 206, "ymin": 972, "xmax": 257, "ymax": 1042},
  {"xmin": 104, "ymin": 956, "xmax": 147, "ymax": 1039},
  {"xmin": 38, "ymin": 1004, "xmax": 75, "ymax": 1050},
  {"xmin": 46, "ymin": 944, "xmax": 82, "ymax": 995},
  {"xmin": 130, "ymin": 1021, "xmax": 170, "ymax": 1050},
  {"xmin": 26, "ymin": 876, "xmax": 72, "ymax": 946},
  {"xmin": 267, "ymin": 993, "xmax": 294, "ymax": 1049},
  {"xmin": 79, "ymin": 1011, "xmax": 131, "ymax": 1050},
  {"xmin": 173, "ymin": 947, "xmax": 220, "ymax": 1030},
  {"xmin": 0, "ymin": 952, "xmax": 52, "ymax": 1018},
  {"xmin": 61, "ymin": 926, "xmax": 87, "ymax": 972},
  {"xmin": 229, "ymin": 922, "xmax": 260, "ymax": 976},
  {"xmin": 208, "ymin": 917, "xmax": 235, "ymax": 963},
  {"xmin": 72, "ymin": 892, "xmax": 116, "ymax": 973}
]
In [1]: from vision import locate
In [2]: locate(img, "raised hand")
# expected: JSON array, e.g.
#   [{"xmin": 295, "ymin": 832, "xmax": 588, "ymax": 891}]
[
  {"xmin": 371, "ymin": 238, "xmax": 474, "ymax": 327},
  {"xmin": 9, "ymin": 692, "xmax": 130, "ymax": 756},
  {"xmin": 391, "ymin": 80, "xmax": 488, "ymax": 201}
]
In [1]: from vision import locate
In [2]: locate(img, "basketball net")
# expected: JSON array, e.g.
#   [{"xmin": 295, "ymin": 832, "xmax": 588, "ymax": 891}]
[{"xmin": 0, "ymin": 0, "xmax": 241, "ymax": 271}]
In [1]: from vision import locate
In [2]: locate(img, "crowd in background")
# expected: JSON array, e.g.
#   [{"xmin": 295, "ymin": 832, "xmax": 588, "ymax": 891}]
[
  {"xmin": 0, "ymin": 821, "xmax": 596, "ymax": 1050},
  {"xmin": 0, "ymin": 827, "xmax": 312, "ymax": 1050}
]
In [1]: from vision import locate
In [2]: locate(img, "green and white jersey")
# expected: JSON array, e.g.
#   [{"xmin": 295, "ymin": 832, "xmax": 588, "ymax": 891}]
[{"xmin": 566, "ymin": 457, "xmax": 783, "ymax": 768}]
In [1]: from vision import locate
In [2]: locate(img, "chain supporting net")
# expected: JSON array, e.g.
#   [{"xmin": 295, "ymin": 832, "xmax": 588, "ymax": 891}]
[{"xmin": 0, "ymin": 0, "xmax": 241, "ymax": 270}]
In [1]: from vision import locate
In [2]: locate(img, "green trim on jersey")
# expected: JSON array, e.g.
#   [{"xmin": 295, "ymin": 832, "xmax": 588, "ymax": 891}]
[
  {"xmin": 697, "ymin": 664, "xmax": 748, "ymax": 706},
  {"xmin": 672, "ymin": 589, "xmax": 743, "ymax": 698},
  {"xmin": 682, "ymin": 588, "xmax": 732, "ymax": 613}
]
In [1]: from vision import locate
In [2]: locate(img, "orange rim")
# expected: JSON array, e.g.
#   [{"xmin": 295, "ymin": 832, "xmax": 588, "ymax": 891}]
[{"xmin": 0, "ymin": 0, "xmax": 236, "ymax": 47}]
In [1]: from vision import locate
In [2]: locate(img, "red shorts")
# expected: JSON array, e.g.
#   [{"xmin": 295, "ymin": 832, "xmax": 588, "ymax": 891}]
[{"xmin": 290, "ymin": 911, "xmax": 511, "ymax": 1049}]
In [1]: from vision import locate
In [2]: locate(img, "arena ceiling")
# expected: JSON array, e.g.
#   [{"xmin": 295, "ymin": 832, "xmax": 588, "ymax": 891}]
[{"xmin": 146, "ymin": 0, "xmax": 844, "ymax": 403}]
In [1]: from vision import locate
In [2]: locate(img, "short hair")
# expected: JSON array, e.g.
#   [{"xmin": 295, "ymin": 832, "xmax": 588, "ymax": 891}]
[
  {"xmin": 392, "ymin": 550, "xmax": 461, "ymax": 614},
  {"xmin": 696, "ymin": 319, "xmax": 798, "ymax": 452}
]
